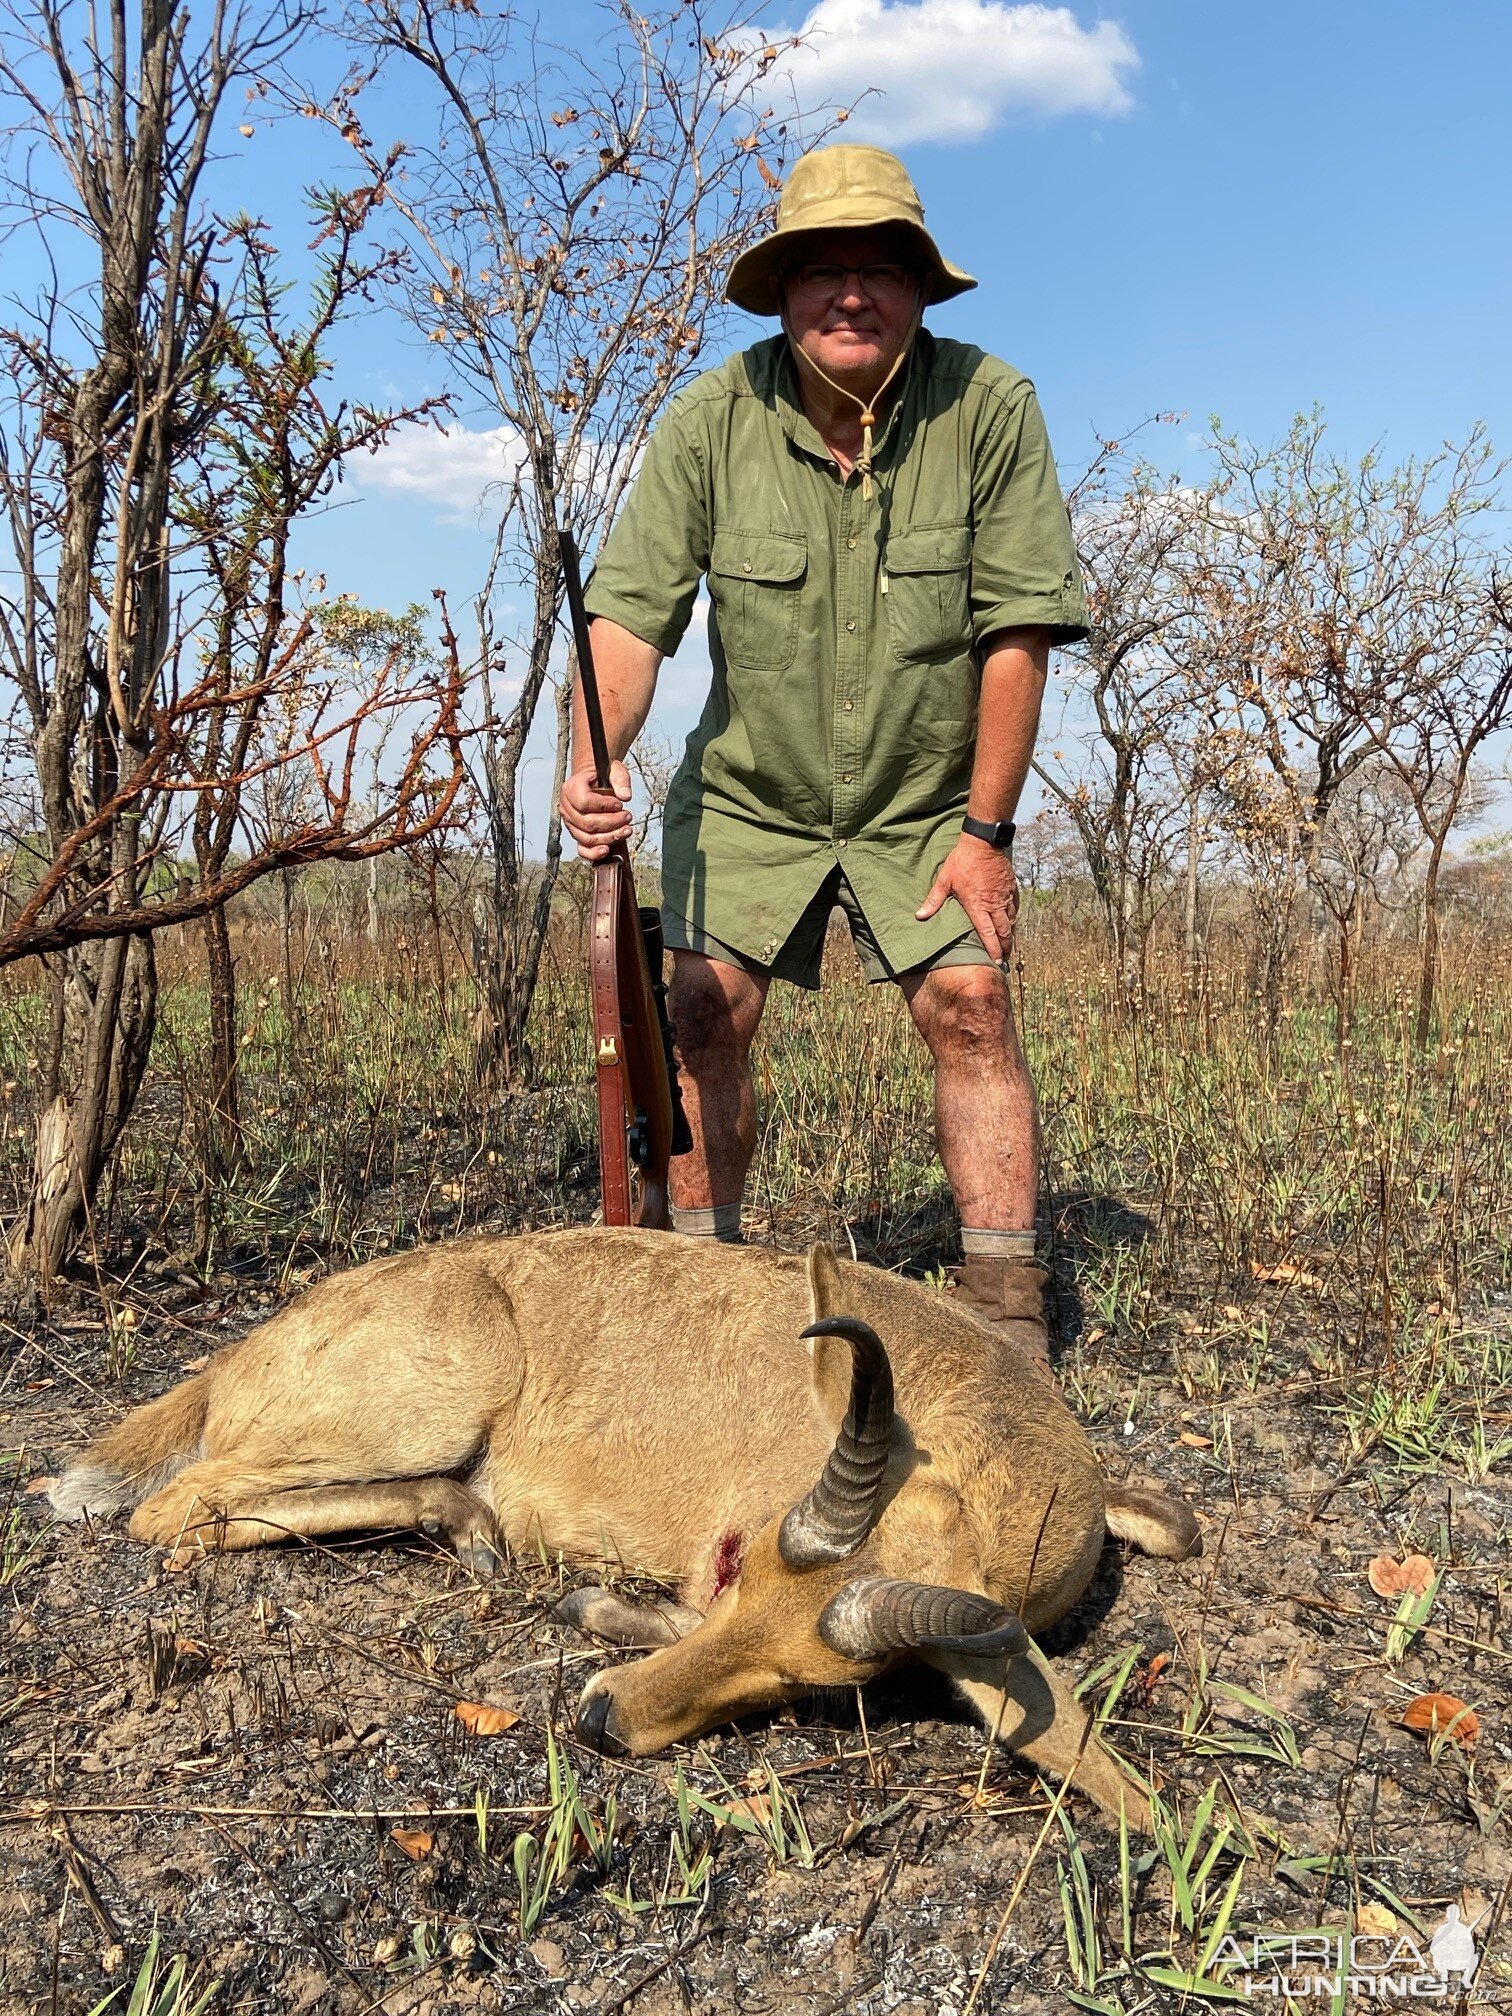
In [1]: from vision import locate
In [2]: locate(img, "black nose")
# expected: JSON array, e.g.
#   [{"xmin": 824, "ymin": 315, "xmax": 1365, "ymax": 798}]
[{"xmin": 576, "ymin": 1687, "xmax": 628, "ymax": 1757}]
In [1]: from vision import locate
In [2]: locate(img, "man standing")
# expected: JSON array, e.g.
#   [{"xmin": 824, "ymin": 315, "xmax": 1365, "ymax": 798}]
[{"xmin": 559, "ymin": 145, "xmax": 1087, "ymax": 1369}]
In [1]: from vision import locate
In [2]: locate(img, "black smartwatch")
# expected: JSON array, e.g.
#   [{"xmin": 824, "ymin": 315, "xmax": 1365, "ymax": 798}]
[{"xmin": 961, "ymin": 815, "xmax": 1015, "ymax": 851}]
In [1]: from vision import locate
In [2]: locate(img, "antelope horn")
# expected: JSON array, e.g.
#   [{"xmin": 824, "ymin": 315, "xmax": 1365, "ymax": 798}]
[
  {"xmin": 778, "ymin": 1317, "xmax": 895, "ymax": 1567},
  {"xmin": 818, "ymin": 1577, "xmax": 1030, "ymax": 1662}
]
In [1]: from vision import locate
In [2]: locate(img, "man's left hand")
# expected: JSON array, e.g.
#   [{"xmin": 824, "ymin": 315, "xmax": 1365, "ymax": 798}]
[{"xmin": 915, "ymin": 836, "xmax": 1020, "ymax": 963}]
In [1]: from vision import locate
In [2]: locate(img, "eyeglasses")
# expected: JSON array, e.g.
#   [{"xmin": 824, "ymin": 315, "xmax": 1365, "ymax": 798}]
[{"xmin": 787, "ymin": 263, "xmax": 916, "ymax": 300}]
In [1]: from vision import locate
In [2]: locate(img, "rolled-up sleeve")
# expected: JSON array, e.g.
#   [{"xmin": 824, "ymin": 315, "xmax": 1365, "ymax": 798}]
[
  {"xmin": 969, "ymin": 383, "xmax": 1088, "ymax": 648},
  {"xmin": 583, "ymin": 399, "xmax": 710, "ymax": 657}
]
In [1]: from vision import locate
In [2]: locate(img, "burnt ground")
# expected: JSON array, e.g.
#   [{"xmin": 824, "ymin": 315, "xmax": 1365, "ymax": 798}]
[{"xmin": 2, "ymin": 1251, "xmax": 1510, "ymax": 2016}]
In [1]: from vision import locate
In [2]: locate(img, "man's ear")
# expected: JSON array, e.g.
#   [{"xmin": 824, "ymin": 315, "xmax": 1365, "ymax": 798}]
[{"xmin": 804, "ymin": 1243, "xmax": 853, "ymax": 1429}]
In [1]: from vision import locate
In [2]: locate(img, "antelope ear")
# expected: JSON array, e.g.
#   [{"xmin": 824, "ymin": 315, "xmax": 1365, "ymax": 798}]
[{"xmin": 804, "ymin": 1245, "xmax": 852, "ymax": 1427}]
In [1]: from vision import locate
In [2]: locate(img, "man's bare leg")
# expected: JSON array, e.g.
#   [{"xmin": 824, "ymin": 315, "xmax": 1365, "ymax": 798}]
[
  {"xmin": 667, "ymin": 951, "xmax": 769, "ymax": 1216},
  {"xmin": 901, "ymin": 964, "xmax": 1051, "ymax": 1367},
  {"xmin": 900, "ymin": 964, "xmax": 1039, "ymax": 1227}
]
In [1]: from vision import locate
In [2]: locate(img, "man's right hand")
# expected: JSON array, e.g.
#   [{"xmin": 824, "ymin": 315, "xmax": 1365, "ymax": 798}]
[{"xmin": 560, "ymin": 760, "xmax": 634, "ymax": 861}]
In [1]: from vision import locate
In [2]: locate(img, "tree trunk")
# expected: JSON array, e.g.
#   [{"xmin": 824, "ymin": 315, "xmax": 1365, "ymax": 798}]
[
  {"xmin": 188, "ymin": 900, "xmax": 243, "ymax": 1256},
  {"xmin": 1334, "ymin": 913, "xmax": 1352, "ymax": 1058},
  {"xmin": 278, "ymin": 867, "xmax": 299, "ymax": 1043},
  {"xmin": 1415, "ymin": 833, "xmax": 1448, "ymax": 1051},
  {"xmin": 9, "ymin": 932, "xmax": 157, "ymax": 1281},
  {"xmin": 472, "ymin": 652, "xmax": 574, "ymax": 1087},
  {"xmin": 1183, "ymin": 807, "xmax": 1204, "ymax": 988}
]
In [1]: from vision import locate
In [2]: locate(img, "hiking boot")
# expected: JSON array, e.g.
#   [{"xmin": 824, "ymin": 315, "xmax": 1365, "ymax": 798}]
[{"xmin": 949, "ymin": 1257, "xmax": 1055, "ymax": 1377}]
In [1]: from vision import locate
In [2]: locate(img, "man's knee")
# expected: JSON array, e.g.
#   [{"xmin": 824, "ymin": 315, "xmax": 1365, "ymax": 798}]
[
  {"xmin": 668, "ymin": 954, "xmax": 764, "ymax": 1068},
  {"xmin": 911, "ymin": 965, "xmax": 1016, "ymax": 1060}
]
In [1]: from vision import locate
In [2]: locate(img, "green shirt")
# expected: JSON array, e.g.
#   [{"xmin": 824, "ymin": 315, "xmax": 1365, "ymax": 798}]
[{"xmin": 585, "ymin": 330, "xmax": 1088, "ymax": 974}]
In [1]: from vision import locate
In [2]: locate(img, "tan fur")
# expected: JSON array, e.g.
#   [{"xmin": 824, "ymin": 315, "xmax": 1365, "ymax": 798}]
[{"xmin": 51, "ymin": 1228, "xmax": 1199, "ymax": 1825}]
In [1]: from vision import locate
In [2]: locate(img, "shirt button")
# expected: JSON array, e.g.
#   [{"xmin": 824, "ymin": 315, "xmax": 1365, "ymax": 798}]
[
  {"xmin": 847, "ymin": 537, "xmax": 857, "ymax": 550},
  {"xmin": 837, "ymin": 838, "xmax": 848, "ymax": 849},
  {"xmin": 845, "ymin": 618, "xmax": 856, "ymax": 632},
  {"xmin": 742, "ymin": 559, "xmax": 753, "ymax": 573},
  {"xmin": 842, "ymin": 771, "xmax": 852, "ymax": 783},
  {"xmin": 843, "ymin": 699, "xmax": 854, "ymax": 712}
]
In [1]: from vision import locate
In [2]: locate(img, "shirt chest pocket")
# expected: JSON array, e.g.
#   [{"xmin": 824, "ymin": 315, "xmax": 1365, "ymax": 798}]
[
  {"xmin": 708, "ymin": 530, "xmax": 807, "ymax": 674},
  {"xmin": 884, "ymin": 524, "xmax": 972, "ymax": 663}
]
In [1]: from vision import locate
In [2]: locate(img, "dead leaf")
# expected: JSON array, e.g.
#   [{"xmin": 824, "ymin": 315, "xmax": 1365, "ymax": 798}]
[
  {"xmin": 1401, "ymin": 1693, "xmax": 1478, "ymax": 1746},
  {"xmin": 1220, "ymin": 1304, "xmax": 1245, "ymax": 1322},
  {"xmin": 1368, "ymin": 1554, "xmax": 1436, "ymax": 1600},
  {"xmin": 756, "ymin": 156, "xmax": 781, "ymax": 190},
  {"xmin": 529, "ymin": 1938, "xmax": 567, "ymax": 1978},
  {"xmin": 238, "ymin": 124, "xmax": 254, "ymax": 137},
  {"xmin": 390, "ymin": 1826, "xmax": 433, "ymax": 1860},
  {"xmin": 23, "ymin": 1475, "xmax": 57, "ymax": 1497},
  {"xmin": 1249, "ymin": 1259, "xmax": 1325, "ymax": 1291},
  {"xmin": 721, "ymin": 1791, "xmax": 772, "ymax": 1827},
  {"xmin": 1356, "ymin": 1901, "xmax": 1398, "ymax": 1938},
  {"xmin": 1138, "ymin": 1651, "xmax": 1172, "ymax": 1703},
  {"xmin": 454, "ymin": 1700, "xmax": 521, "ymax": 1737},
  {"xmin": 1178, "ymin": 1431, "xmax": 1214, "ymax": 1449},
  {"xmin": 181, "ymin": 1355, "xmax": 209, "ymax": 1372}
]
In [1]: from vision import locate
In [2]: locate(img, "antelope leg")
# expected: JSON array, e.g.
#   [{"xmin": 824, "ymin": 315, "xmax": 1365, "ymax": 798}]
[
  {"xmin": 130, "ymin": 1462, "xmax": 503, "ymax": 1575},
  {"xmin": 554, "ymin": 1587, "xmax": 704, "ymax": 1648}
]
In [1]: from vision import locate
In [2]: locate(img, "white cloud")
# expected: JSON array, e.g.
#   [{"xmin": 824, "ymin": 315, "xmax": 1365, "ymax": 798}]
[
  {"xmin": 357, "ymin": 421, "xmax": 527, "ymax": 523},
  {"xmin": 765, "ymin": 0, "xmax": 1138, "ymax": 144}
]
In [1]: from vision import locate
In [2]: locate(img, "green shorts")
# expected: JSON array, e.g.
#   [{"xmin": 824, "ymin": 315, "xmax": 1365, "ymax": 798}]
[{"xmin": 663, "ymin": 865, "xmax": 994, "ymax": 990}]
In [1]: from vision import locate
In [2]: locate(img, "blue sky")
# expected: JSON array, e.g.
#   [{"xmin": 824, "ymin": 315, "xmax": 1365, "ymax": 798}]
[
  {"xmin": 284, "ymin": 0, "xmax": 1511, "ymax": 839},
  {"xmin": 17, "ymin": 1, "xmax": 1509, "ymax": 838}
]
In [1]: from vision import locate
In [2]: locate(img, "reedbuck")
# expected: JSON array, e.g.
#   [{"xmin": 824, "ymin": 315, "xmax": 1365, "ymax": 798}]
[{"xmin": 50, "ymin": 1229, "xmax": 1200, "ymax": 1822}]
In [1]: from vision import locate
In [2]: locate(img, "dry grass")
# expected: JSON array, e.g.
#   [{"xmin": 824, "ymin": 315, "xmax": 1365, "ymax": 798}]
[{"xmin": 2, "ymin": 909, "xmax": 1509, "ymax": 2013}]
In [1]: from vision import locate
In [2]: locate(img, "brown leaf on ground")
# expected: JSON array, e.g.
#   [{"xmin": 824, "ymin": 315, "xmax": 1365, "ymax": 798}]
[
  {"xmin": 1368, "ymin": 1554, "xmax": 1436, "ymax": 1600},
  {"xmin": 23, "ymin": 1475, "xmax": 57, "ymax": 1497},
  {"xmin": 454, "ymin": 1700, "xmax": 521, "ymax": 1737},
  {"xmin": 1401, "ymin": 1693, "xmax": 1478, "ymax": 1745},
  {"xmin": 1356, "ymin": 1901, "xmax": 1398, "ymax": 1937},
  {"xmin": 390, "ymin": 1826, "xmax": 433, "ymax": 1860},
  {"xmin": 1137, "ymin": 1651, "xmax": 1172, "ymax": 1706},
  {"xmin": 724, "ymin": 1791, "xmax": 773, "ymax": 1827},
  {"xmin": 1250, "ymin": 1259, "xmax": 1326, "ymax": 1291},
  {"xmin": 1178, "ymin": 1430, "xmax": 1214, "ymax": 1448}
]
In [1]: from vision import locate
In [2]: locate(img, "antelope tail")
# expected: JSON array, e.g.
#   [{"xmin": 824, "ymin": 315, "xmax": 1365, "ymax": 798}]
[{"xmin": 50, "ymin": 1374, "xmax": 210, "ymax": 1523}]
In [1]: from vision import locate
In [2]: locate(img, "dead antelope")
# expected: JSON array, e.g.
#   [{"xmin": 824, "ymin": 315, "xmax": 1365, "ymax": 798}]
[{"xmin": 49, "ymin": 1228, "xmax": 1199, "ymax": 1822}]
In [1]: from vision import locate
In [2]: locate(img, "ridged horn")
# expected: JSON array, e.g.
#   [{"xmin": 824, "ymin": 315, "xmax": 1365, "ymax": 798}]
[
  {"xmin": 778, "ymin": 1317, "xmax": 895, "ymax": 1567},
  {"xmin": 817, "ymin": 1577, "xmax": 1030, "ymax": 1662}
]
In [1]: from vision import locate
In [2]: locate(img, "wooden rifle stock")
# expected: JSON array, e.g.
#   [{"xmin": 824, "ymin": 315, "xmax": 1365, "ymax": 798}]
[{"xmin": 558, "ymin": 528, "xmax": 691, "ymax": 1228}]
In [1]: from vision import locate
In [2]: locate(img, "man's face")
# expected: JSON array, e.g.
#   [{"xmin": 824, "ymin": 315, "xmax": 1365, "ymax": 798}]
[{"xmin": 777, "ymin": 229, "xmax": 922, "ymax": 391}]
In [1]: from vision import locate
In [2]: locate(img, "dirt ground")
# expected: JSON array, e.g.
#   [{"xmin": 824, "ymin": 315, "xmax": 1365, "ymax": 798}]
[{"xmin": 3, "ymin": 1238, "xmax": 1510, "ymax": 2016}]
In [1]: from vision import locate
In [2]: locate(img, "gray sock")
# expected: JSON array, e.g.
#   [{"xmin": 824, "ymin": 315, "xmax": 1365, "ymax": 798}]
[
  {"xmin": 671, "ymin": 1201, "xmax": 745, "ymax": 1243},
  {"xmin": 961, "ymin": 1226, "xmax": 1038, "ymax": 1263}
]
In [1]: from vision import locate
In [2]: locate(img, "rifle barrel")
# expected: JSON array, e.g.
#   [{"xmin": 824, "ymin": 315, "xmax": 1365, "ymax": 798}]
[{"xmin": 558, "ymin": 527, "xmax": 612, "ymax": 793}]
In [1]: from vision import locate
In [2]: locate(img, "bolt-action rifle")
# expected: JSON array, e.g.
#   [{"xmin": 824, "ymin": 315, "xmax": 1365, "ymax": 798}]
[{"xmin": 558, "ymin": 528, "xmax": 692, "ymax": 1227}]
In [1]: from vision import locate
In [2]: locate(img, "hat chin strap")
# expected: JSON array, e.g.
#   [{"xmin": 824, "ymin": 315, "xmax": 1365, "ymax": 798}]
[{"xmin": 780, "ymin": 288, "xmax": 921, "ymax": 501}]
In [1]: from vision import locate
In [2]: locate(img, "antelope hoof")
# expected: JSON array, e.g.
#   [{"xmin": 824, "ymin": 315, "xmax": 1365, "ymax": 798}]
[
  {"xmin": 575, "ymin": 1678, "xmax": 628, "ymax": 1758},
  {"xmin": 457, "ymin": 1532, "xmax": 502, "ymax": 1580}
]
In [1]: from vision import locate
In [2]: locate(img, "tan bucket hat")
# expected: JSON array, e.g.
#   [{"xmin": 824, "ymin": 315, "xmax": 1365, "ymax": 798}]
[{"xmin": 725, "ymin": 144, "xmax": 977, "ymax": 316}]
